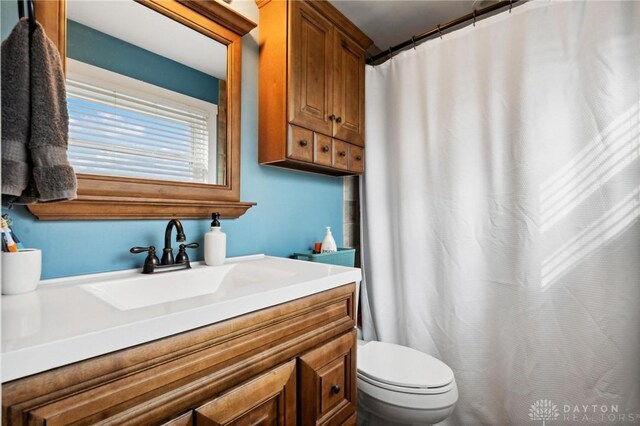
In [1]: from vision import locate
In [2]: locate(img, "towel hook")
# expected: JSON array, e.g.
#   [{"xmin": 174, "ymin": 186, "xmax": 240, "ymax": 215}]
[
  {"xmin": 27, "ymin": 0, "xmax": 36, "ymax": 32},
  {"xmin": 437, "ymin": 24, "xmax": 443, "ymax": 39},
  {"xmin": 473, "ymin": 9, "xmax": 477, "ymax": 26},
  {"xmin": 17, "ymin": 0, "xmax": 36, "ymax": 31}
]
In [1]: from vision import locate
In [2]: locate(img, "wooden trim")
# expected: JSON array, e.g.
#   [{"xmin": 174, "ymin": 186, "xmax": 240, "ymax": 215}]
[
  {"xmin": 255, "ymin": 0, "xmax": 272, "ymax": 9},
  {"xmin": 28, "ymin": 197, "xmax": 256, "ymax": 220},
  {"xmin": 178, "ymin": 0, "xmax": 257, "ymax": 36},
  {"xmin": 34, "ymin": 1, "xmax": 66, "ymax": 70},
  {"xmin": 3, "ymin": 284, "xmax": 355, "ymax": 425},
  {"xmin": 31, "ymin": 0, "xmax": 255, "ymax": 220},
  {"xmin": 260, "ymin": 158, "xmax": 362, "ymax": 177},
  {"xmin": 254, "ymin": 0, "xmax": 372, "ymax": 50},
  {"xmin": 305, "ymin": 0, "xmax": 372, "ymax": 50},
  {"xmin": 257, "ymin": 0, "xmax": 288, "ymax": 165}
]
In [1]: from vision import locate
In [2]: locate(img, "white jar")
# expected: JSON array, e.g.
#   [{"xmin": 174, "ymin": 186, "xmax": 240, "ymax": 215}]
[{"xmin": 2, "ymin": 249, "xmax": 42, "ymax": 295}]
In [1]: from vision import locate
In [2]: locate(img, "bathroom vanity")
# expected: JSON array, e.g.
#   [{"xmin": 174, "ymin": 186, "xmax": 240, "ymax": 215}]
[{"xmin": 2, "ymin": 255, "xmax": 360, "ymax": 425}]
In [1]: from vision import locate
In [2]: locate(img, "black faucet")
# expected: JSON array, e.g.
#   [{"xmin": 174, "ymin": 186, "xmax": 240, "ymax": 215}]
[
  {"xmin": 162, "ymin": 219, "xmax": 186, "ymax": 265},
  {"xmin": 130, "ymin": 219, "xmax": 199, "ymax": 274}
]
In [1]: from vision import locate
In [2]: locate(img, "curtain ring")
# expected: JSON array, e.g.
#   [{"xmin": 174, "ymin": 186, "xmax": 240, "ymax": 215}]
[
  {"xmin": 437, "ymin": 25, "xmax": 443, "ymax": 39},
  {"xmin": 411, "ymin": 36, "xmax": 417, "ymax": 50},
  {"xmin": 509, "ymin": 0, "xmax": 513, "ymax": 13},
  {"xmin": 473, "ymin": 9, "xmax": 477, "ymax": 26},
  {"xmin": 387, "ymin": 47, "xmax": 394, "ymax": 59}
]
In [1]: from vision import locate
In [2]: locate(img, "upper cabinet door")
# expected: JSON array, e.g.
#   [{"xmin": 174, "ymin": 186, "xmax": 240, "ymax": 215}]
[
  {"xmin": 289, "ymin": 1, "xmax": 334, "ymax": 136},
  {"xmin": 332, "ymin": 30, "xmax": 365, "ymax": 146}
]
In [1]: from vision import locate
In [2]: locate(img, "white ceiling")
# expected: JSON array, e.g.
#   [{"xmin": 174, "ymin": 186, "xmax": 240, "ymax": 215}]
[
  {"xmin": 67, "ymin": 0, "xmax": 227, "ymax": 80},
  {"xmin": 330, "ymin": 0, "xmax": 496, "ymax": 53}
]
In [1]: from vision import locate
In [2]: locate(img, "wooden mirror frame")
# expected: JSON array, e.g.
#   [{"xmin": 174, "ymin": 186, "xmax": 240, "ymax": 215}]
[{"xmin": 28, "ymin": 0, "xmax": 256, "ymax": 220}]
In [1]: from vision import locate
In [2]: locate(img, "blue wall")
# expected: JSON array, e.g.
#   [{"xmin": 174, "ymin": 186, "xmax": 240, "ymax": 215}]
[
  {"xmin": 67, "ymin": 20, "xmax": 218, "ymax": 104},
  {"xmin": 2, "ymin": 5, "xmax": 344, "ymax": 279}
]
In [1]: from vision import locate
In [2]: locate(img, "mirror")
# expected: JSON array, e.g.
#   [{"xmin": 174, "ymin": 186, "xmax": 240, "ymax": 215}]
[
  {"xmin": 66, "ymin": 0, "xmax": 228, "ymax": 185},
  {"xmin": 28, "ymin": 0, "xmax": 256, "ymax": 220}
]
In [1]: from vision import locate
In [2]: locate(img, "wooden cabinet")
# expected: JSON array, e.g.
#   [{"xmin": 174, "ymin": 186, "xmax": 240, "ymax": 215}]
[
  {"xmin": 195, "ymin": 361, "xmax": 297, "ymax": 426},
  {"xmin": 257, "ymin": 0, "xmax": 372, "ymax": 176},
  {"xmin": 2, "ymin": 284, "xmax": 357, "ymax": 426},
  {"xmin": 332, "ymin": 30, "xmax": 365, "ymax": 146},
  {"xmin": 299, "ymin": 331, "xmax": 357, "ymax": 425},
  {"xmin": 289, "ymin": 1, "xmax": 334, "ymax": 137}
]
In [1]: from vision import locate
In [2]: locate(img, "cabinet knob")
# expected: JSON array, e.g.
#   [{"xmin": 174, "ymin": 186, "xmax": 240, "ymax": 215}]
[
  {"xmin": 356, "ymin": 155, "xmax": 362, "ymax": 161},
  {"xmin": 335, "ymin": 116, "xmax": 342, "ymax": 124},
  {"xmin": 339, "ymin": 151, "xmax": 347, "ymax": 157},
  {"xmin": 322, "ymin": 145, "xmax": 330, "ymax": 153},
  {"xmin": 329, "ymin": 114, "xmax": 336, "ymax": 122},
  {"xmin": 331, "ymin": 384, "xmax": 341, "ymax": 394},
  {"xmin": 299, "ymin": 139, "xmax": 308, "ymax": 147}
]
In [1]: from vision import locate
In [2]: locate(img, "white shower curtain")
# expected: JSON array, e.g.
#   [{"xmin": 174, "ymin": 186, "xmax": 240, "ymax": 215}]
[{"xmin": 362, "ymin": 1, "xmax": 639, "ymax": 425}]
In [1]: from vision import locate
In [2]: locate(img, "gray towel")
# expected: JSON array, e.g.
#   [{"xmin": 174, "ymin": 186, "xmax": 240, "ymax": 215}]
[
  {"xmin": 1, "ymin": 18, "xmax": 77, "ymax": 205},
  {"xmin": 1, "ymin": 20, "xmax": 30, "ymax": 202}
]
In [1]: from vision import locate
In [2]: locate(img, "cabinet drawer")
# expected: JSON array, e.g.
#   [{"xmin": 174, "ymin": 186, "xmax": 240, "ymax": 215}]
[
  {"xmin": 314, "ymin": 134, "xmax": 333, "ymax": 167},
  {"xmin": 196, "ymin": 360, "xmax": 296, "ymax": 426},
  {"xmin": 299, "ymin": 330, "xmax": 356, "ymax": 425},
  {"xmin": 288, "ymin": 125, "xmax": 314, "ymax": 162},
  {"xmin": 348, "ymin": 145, "xmax": 364, "ymax": 174},
  {"xmin": 332, "ymin": 140, "xmax": 349, "ymax": 170}
]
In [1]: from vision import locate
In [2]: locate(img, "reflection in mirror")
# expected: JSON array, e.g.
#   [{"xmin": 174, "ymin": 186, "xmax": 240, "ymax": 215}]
[{"xmin": 66, "ymin": 0, "xmax": 228, "ymax": 185}]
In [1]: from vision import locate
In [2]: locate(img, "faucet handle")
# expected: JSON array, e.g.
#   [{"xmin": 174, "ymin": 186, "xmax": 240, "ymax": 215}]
[
  {"xmin": 176, "ymin": 242, "xmax": 199, "ymax": 264},
  {"xmin": 130, "ymin": 246, "xmax": 154, "ymax": 254},
  {"xmin": 130, "ymin": 246, "xmax": 160, "ymax": 274}
]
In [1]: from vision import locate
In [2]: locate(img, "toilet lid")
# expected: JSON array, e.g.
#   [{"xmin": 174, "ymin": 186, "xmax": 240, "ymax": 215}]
[{"xmin": 358, "ymin": 341, "xmax": 454, "ymax": 389}]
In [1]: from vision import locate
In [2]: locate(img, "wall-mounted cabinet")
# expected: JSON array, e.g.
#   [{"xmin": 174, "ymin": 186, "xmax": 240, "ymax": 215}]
[{"xmin": 257, "ymin": 0, "xmax": 372, "ymax": 176}]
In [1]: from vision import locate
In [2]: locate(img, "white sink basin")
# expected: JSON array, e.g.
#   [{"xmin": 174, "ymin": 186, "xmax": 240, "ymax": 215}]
[
  {"xmin": 81, "ymin": 261, "xmax": 297, "ymax": 310},
  {"xmin": 81, "ymin": 264, "xmax": 235, "ymax": 310}
]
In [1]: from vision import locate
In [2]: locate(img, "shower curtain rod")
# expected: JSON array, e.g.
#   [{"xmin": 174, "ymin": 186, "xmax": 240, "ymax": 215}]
[{"xmin": 367, "ymin": 0, "xmax": 522, "ymax": 65}]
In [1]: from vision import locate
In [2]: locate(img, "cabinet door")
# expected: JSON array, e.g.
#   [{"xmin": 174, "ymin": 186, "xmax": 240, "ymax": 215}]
[
  {"xmin": 195, "ymin": 361, "xmax": 296, "ymax": 426},
  {"xmin": 332, "ymin": 30, "xmax": 365, "ymax": 146},
  {"xmin": 299, "ymin": 330, "xmax": 357, "ymax": 426},
  {"xmin": 289, "ymin": 1, "xmax": 334, "ymax": 136}
]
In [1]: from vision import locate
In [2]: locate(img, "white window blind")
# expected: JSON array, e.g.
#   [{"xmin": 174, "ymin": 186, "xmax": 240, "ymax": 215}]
[{"xmin": 66, "ymin": 60, "xmax": 217, "ymax": 184}]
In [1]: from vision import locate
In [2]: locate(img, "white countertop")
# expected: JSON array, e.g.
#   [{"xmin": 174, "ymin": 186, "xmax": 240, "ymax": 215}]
[{"xmin": 1, "ymin": 254, "xmax": 361, "ymax": 382}]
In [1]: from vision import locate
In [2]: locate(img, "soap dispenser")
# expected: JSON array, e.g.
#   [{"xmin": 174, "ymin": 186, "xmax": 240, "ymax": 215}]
[
  {"xmin": 321, "ymin": 227, "xmax": 337, "ymax": 253},
  {"xmin": 205, "ymin": 212, "xmax": 226, "ymax": 266}
]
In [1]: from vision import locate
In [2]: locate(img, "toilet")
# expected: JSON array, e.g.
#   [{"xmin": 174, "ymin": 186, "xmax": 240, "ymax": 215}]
[{"xmin": 357, "ymin": 340, "xmax": 458, "ymax": 425}]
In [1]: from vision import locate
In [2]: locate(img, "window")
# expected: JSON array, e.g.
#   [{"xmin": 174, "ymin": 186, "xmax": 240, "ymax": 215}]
[{"xmin": 66, "ymin": 59, "xmax": 218, "ymax": 184}]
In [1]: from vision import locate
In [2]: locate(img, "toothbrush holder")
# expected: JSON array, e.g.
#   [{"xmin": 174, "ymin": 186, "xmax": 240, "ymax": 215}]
[{"xmin": 1, "ymin": 249, "xmax": 42, "ymax": 295}]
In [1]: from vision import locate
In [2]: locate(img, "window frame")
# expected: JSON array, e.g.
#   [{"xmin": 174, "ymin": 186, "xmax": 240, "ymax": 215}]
[
  {"xmin": 28, "ymin": 0, "xmax": 256, "ymax": 220},
  {"xmin": 66, "ymin": 58, "xmax": 218, "ymax": 185}
]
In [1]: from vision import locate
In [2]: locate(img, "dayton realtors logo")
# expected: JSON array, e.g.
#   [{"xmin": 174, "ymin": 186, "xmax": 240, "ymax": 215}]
[
  {"xmin": 563, "ymin": 404, "xmax": 640, "ymax": 423},
  {"xmin": 530, "ymin": 400, "xmax": 640, "ymax": 424},
  {"xmin": 529, "ymin": 400, "xmax": 560, "ymax": 426}
]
